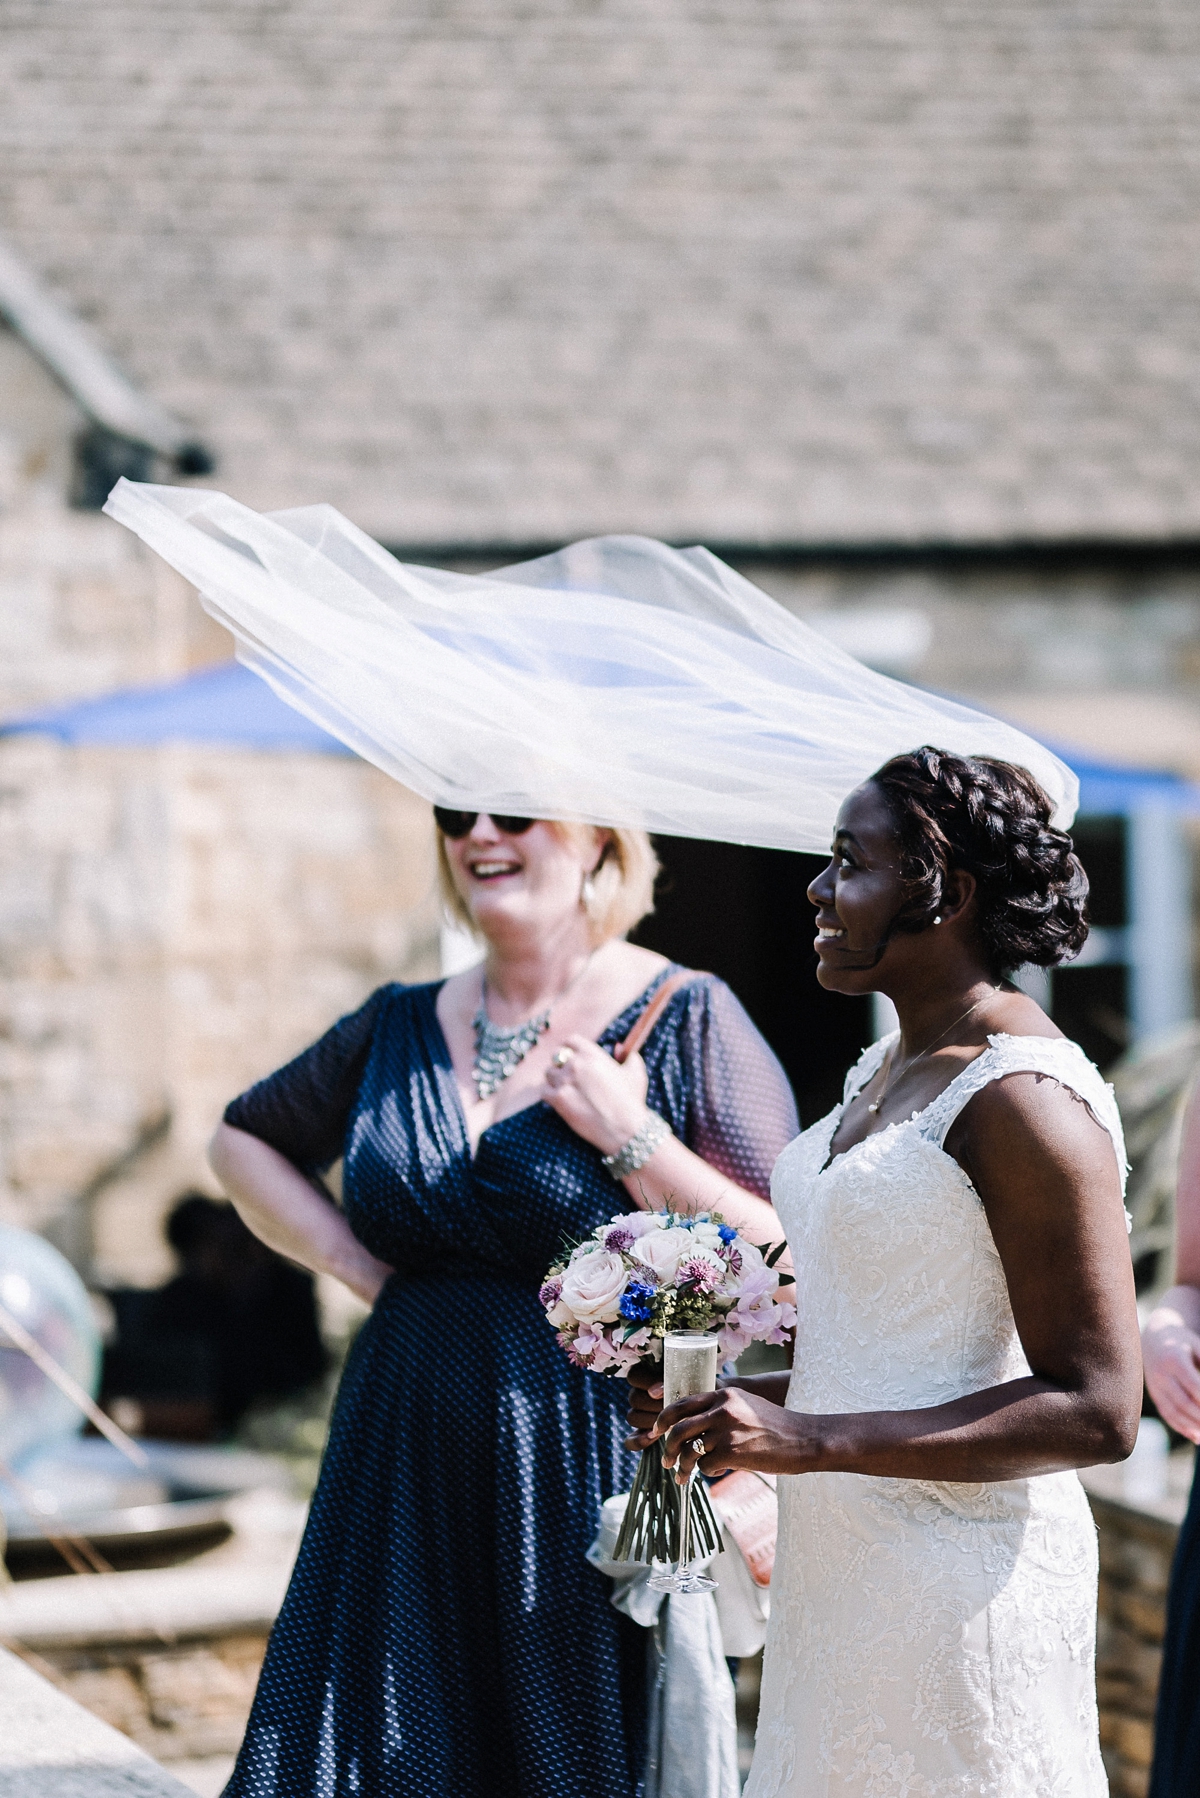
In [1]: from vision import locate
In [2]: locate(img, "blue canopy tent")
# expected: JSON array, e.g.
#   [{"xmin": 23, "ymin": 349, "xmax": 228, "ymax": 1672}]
[
  {"xmin": 0, "ymin": 660, "xmax": 354, "ymax": 755},
  {"xmin": 5, "ymin": 661, "xmax": 1200, "ymax": 1042}
]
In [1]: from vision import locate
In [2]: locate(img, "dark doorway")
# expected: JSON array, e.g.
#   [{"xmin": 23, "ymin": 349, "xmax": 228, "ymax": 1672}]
[
  {"xmin": 1051, "ymin": 815, "xmax": 1129, "ymax": 1070},
  {"xmin": 630, "ymin": 837, "xmax": 873, "ymax": 1126}
]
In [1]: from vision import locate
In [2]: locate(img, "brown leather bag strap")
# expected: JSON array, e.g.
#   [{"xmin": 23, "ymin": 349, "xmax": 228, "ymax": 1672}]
[{"xmin": 613, "ymin": 969, "xmax": 706, "ymax": 1064}]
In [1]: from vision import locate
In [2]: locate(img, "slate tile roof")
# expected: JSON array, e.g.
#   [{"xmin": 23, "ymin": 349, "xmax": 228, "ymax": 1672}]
[{"xmin": 1, "ymin": 0, "xmax": 1198, "ymax": 546}]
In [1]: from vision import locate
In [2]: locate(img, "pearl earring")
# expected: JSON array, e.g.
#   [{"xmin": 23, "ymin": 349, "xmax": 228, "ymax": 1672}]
[
  {"xmin": 580, "ymin": 871, "xmax": 596, "ymax": 911},
  {"xmin": 933, "ymin": 915, "xmax": 943, "ymax": 925}
]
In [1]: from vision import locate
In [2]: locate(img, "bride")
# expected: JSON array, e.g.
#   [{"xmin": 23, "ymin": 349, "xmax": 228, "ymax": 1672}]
[{"xmin": 630, "ymin": 746, "xmax": 1142, "ymax": 1798}]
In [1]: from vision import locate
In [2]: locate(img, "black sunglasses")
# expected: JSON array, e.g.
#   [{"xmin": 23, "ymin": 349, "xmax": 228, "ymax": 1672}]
[{"xmin": 434, "ymin": 808, "xmax": 535, "ymax": 839}]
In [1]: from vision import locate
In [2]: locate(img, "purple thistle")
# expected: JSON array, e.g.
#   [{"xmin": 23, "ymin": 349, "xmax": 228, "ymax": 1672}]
[{"xmin": 676, "ymin": 1256, "xmax": 722, "ymax": 1294}]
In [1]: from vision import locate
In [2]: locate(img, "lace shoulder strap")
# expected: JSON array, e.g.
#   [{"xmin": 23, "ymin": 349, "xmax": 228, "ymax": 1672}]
[
  {"xmin": 917, "ymin": 1033, "xmax": 1129, "ymax": 1195},
  {"xmin": 841, "ymin": 1033, "xmax": 895, "ymax": 1109}
]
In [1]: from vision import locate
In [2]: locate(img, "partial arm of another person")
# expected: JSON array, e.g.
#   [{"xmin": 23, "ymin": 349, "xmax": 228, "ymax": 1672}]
[
  {"xmin": 1143, "ymin": 1077, "xmax": 1200, "ymax": 1444},
  {"xmin": 209, "ymin": 1124, "xmax": 392, "ymax": 1306},
  {"xmin": 636, "ymin": 1073, "xmax": 1141, "ymax": 1483}
]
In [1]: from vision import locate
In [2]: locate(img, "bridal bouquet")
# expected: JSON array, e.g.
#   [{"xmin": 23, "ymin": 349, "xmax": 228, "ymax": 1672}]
[
  {"xmin": 539, "ymin": 1207, "xmax": 796, "ymax": 1376},
  {"xmin": 540, "ymin": 1208, "xmax": 795, "ymax": 1569}
]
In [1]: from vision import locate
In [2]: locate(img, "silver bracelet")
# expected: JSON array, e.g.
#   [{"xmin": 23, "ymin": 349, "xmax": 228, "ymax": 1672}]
[{"xmin": 602, "ymin": 1111, "xmax": 672, "ymax": 1181}]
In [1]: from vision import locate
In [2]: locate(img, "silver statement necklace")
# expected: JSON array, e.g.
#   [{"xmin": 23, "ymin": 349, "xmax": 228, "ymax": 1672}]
[{"xmin": 471, "ymin": 956, "xmax": 595, "ymax": 1099}]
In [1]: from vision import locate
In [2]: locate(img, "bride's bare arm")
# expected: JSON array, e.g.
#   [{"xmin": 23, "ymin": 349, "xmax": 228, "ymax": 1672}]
[
  {"xmin": 652, "ymin": 1073, "xmax": 1142, "ymax": 1482},
  {"xmin": 209, "ymin": 1122, "xmax": 393, "ymax": 1306}
]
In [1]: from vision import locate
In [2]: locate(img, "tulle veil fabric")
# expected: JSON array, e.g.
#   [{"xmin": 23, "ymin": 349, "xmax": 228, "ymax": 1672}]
[{"xmin": 104, "ymin": 480, "xmax": 1077, "ymax": 850}]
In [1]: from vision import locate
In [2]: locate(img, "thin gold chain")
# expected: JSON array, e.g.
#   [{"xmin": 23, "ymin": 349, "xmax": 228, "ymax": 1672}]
[{"xmin": 866, "ymin": 989, "xmax": 997, "ymax": 1116}]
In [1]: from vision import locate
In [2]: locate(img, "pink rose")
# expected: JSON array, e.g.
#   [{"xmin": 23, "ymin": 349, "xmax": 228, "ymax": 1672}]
[{"xmin": 560, "ymin": 1250, "xmax": 628, "ymax": 1323}]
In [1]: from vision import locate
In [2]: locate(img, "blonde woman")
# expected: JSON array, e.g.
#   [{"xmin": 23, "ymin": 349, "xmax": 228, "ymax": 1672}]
[{"xmin": 210, "ymin": 810, "xmax": 797, "ymax": 1798}]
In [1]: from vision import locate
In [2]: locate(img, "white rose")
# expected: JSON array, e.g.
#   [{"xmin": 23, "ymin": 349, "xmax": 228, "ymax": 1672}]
[
  {"xmin": 559, "ymin": 1250, "xmax": 628, "ymax": 1323},
  {"xmin": 547, "ymin": 1300, "xmax": 576, "ymax": 1328},
  {"xmin": 631, "ymin": 1227, "xmax": 697, "ymax": 1283},
  {"xmin": 691, "ymin": 1222, "xmax": 724, "ymax": 1251}
]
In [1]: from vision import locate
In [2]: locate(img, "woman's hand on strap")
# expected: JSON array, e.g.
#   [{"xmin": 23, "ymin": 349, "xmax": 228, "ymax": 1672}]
[
  {"xmin": 543, "ymin": 1035, "xmax": 791, "ymax": 1256},
  {"xmin": 542, "ymin": 1036, "xmax": 650, "ymax": 1155}
]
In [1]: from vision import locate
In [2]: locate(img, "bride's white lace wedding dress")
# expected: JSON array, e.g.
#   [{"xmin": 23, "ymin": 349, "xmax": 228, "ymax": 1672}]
[{"xmin": 745, "ymin": 1032, "xmax": 1126, "ymax": 1798}]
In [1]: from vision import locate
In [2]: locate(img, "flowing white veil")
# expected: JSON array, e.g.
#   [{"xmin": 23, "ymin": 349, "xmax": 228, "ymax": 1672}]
[{"xmin": 104, "ymin": 480, "xmax": 1076, "ymax": 849}]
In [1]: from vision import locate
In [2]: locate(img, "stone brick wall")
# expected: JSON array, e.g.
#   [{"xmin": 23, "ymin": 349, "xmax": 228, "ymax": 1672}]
[
  {"xmin": 2, "ymin": 1, "xmax": 1200, "ymax": 547},
  {"xmin": 0, "ymin": 731, "xmax": 440, "ymax": 1282},
  {"xmin": 1081, "ymin": 1457, "xmax": 1196, "ymax": 1798},
  {"xmin": 1094, "ymin": 1496, "xmax": 1171, "ymax": 1797}
]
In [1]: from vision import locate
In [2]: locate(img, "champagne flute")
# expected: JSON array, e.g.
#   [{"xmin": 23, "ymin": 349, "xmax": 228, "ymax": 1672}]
[{"xmin": 648, "ymin": 1330, "xmax": 720, "ymax": 1595}]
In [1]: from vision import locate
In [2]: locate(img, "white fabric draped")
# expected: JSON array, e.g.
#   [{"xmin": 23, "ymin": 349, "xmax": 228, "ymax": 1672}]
[{"xmin": 104, "ymin": 480, "xmax": 1077, "ymax": 850}]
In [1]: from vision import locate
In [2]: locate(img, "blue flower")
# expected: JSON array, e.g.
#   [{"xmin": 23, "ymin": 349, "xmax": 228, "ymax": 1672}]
[
  {"xmin": 718, "ymin": 1223, "xmax": 738, "ymax": 1244},
  {"xmin": 619, "ymin": 1281, "xmax": 657, "ymax": 1323}
]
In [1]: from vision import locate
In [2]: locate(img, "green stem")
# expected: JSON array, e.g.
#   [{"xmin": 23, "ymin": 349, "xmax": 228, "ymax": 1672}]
[{"xmin": 612, "ymin": 1443, "xmax": 721, "ymax": 1565}]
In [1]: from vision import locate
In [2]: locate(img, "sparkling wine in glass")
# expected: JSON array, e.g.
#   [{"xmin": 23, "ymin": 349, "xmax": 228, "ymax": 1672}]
[{"xmin": 648, "ymin": 1330, "xmax": 720, "ymax": 1595}]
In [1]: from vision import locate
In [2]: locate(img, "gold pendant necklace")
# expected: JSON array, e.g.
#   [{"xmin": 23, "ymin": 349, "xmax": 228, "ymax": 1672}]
[{"xmin": 866, "ymin": 990, "xmax": 996, "ymax": 1116}]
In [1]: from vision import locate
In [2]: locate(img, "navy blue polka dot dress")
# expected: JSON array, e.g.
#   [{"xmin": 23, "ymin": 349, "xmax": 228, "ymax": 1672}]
[{"xmin": 220, "ymin": 967, "xmax": 797, "ymax": 1798}]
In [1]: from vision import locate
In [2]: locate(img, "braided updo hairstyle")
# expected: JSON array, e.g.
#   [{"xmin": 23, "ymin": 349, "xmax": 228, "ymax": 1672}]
[{"xmin": 869, "ymin": 746, "xmax": 1089, "ymax": 978}]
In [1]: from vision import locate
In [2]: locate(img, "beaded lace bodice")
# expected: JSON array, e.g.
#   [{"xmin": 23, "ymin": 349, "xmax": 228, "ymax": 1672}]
[{"xmin": 744, "ymin": 1032, "xmax": 1122, "ymax": 1798}]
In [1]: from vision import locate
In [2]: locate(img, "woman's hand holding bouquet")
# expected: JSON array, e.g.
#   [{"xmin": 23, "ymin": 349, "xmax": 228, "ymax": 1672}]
[{"xmin": 541, "ymin": 1205, "xmax": 795, "ymax": 1568}]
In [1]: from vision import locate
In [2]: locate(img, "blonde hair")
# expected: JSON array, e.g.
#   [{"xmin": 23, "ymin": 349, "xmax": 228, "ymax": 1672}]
[{"xmin": 436, "ymin": 820, "xmax": 659, "ymax": 946}]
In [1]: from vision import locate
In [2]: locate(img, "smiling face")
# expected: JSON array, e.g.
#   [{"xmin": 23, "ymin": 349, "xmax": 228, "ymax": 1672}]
[
  {"xmin": 440, "ymin": 814, "xmax": 608, "ymax": 945},
  {"xmin": 807, "ymin": 782, "xmax": 909, "ymax": 994}
]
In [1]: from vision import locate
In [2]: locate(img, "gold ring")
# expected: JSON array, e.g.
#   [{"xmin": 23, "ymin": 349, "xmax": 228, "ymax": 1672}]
[{"xmin": 551, "ymin": 1046, "xmax": 575, "ymax": 1068}]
